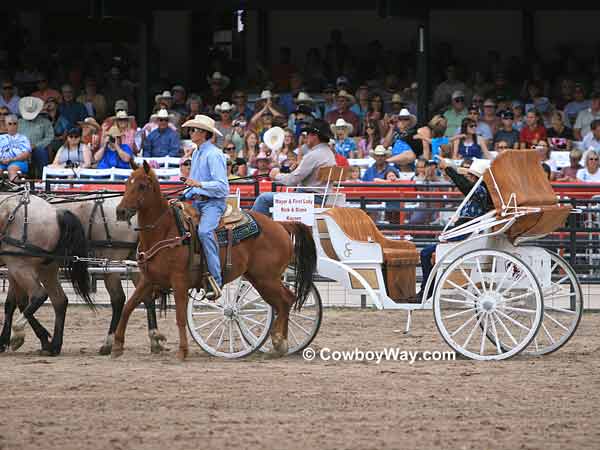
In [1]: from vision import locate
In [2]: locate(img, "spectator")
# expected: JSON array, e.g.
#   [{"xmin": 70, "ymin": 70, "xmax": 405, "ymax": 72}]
[
  {"xmin": 0, "ymin": 106, "xmax": 9, "ymax": 134},
  {"xmin": 374, "ymin": 168, "xmax": 401, "ymax": 183},
  {"xmin": 325, "ymin": 90, "xmax": 360, "ymax": 136},
  {"xmin": 358, "ymin": 119, "xmax": 383, "ymax": 158},
  {"xmin": 231, "ymin": 90, "xmax": 253, "ymax": 121},
  {"xmin": 582, "ymin": 119, "xmax": 600, "ymax": 151},
  {"xmin": 331, "ymin": 118, "xmax": 357, "ymax": 159},
  {"xmin": 51, "ymin": 126, "xmax": 92, "ymax": 168},
  {"xmin": 100, "ymin": 99, "xmax": 138, "ymax": 140},
  {"xmin": 520, "ymin": 109, "xmax": 547, "ymax": 148},
  {"xmin": 554, "ymin": 78, "xmax": 575, "ymax": 110},
  {"xmin": 443, "ymin": 91, "xmax": 468, "ymax": 137},
  {"xmin": 534, "ymin": 97, "xmax": 555, "ymax": 128},
  {"xmin": 185, "ymin": 95, "xmax": 204, "ymax": 121},
  {"xmin": 214, "ymin": 101, "xmax": 235, "ymax": 147},
  {"xmin": 31, "ymin": 73, "xmax": 61, "ymax": 103},
  {"xmin": 384, "ymin": 109, "xmax": 423, "ymax": 170},
  {"xmin": 348, "ymin": 165, "xmax": 361, "ymax": 182},
  {"xmin": 488, "ymin": 71, "xmax": 515, "ymax": 100},
  {"xmin": 95, "ymin": 127, "xmax": 133, "ymax": 169},
  {"xmin": 78, "ymin": 117, "xmax": 101, "ymax": 154},
  {"xmin": 493, "ymin": 110, "xmax": 520, "ymax": 149},
  {"xmin": 463, "ymin": 103, "xmax": 493, "ymax": 141},
  {"xmin": 17, "ymin": 96, "xmax": 54, "ymax": 175},
  {"xmin": 366, "ymin": 92, "xmax": 385, "ymax": 135},
  {"xmin": 171, "ymin": 85, "xmax": 188, "ymax": 117},
  {"xmin": 547, "ymin": 111, "xmax": 574, "ymax": 151},
  {"xmin": 535, "ymin": 140, "xmax": 557, "ymax": 176},
  {"xmin": 576, "ymin": 149, "xmax": 600, "ymax": 182},
  {"xmin": 172, "ymin": 158, "xmax": 191, "ymax": 181},
  {"xmin": 453, "ymin": 118, "xmax": 492, "ymax": 159},
  {"xmin": 277, "ymin": 128, "xmax": 296, "ymax": 164},
  {"xmin": 387, "ymin": 93, "xmax": 407, "ymax": 117},
  {"xmin": 432, "ymin": 64, "xmax": 467, "ymax": 112},
  {"xmin": 512, "ymin": 101, "xmax": 526, "ymax": 131},
  {"xmin": 352, "ymin": 85, "xmax": 370, "ymax": 126},
  {"xmin": 564, "ymin": 83, "xmax": 590, "ymax": 127},
  {"xmin": 253, "ymin": 152, "xmax": 272, "ymax": 180},
  {"xmin": 43, "ymin": 97, "xmax": 69, "ymax": 139},
  {"xmin": 290, "ymin": 92, "xmax": 317, "ymax": 125},
  {"xmin": 480, "ymin": 98, "xmax": 500, "ymax": 136},
  {"xmin": 288, "ymin": 104, "xmax": 314, "ymax": 140},
  {"xmin": 77, "ymin": 78, "xmax": 107, "ymax": 121},
  {"xmin": 142, "ymin": 109, "xmax": 181, "ymax": 157},
  {"xmin": 110, "ymin": 110, "xmax": 138, "ymax": 154},
  {"xmin": 204, "ymin": 72, "xmax": 231, "ymax": 110},
  {"xmin": 0, "ymin": 114, "xmax": 30, "ymax": 179},
  {"xmin": 362, "ymin": 145, "xmax": 395, "ymax": 182},
  {"xmin": 0, "ymin": 79, "xmax": 19, "ymax": 114},
  {"xmin": 58, "ymin": 84, "xmax": 87, "ymax": 129},
  {"xmin": 321, "ymin": 84, "xmax": 337, "ymax": 117},
  {"xmin": 412, "ymin": 158, "xmax": 428, "ymax": 181},
  {"xmin": 495, "ymin": 140, "xmax": 511, "ymax": 153},
  {"xmin": 574, "ymin": 91, "xmax": 600, "ymax": 141},
  {"xmin": 418, "ymin": 115, "xmax": 449, "ymax": 159},
  {"xmin": 240, "ymin": 130, "xmax": 260, "ymax": 169},
  {"xmin": 556, "ymin": 149, "xmax": 583, "ymax": 181},
  {"xmin": 250, "ymin": 93, "xmax": 283, "ymax": 137}
]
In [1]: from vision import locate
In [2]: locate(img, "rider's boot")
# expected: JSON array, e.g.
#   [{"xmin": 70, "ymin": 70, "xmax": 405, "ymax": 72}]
[{"xmin": 204, "ymin": 273, "xmax": 222, "ymax": 301}]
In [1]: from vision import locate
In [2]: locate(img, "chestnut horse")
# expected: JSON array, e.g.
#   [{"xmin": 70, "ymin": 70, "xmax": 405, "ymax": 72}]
[{"xmin": 113, "ymin": 161, "xmax": 316, "ymax": 360}]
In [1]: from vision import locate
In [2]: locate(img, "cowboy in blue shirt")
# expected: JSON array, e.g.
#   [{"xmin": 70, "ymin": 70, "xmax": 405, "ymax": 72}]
[
  {"xmin": 143, "ymin": 109, "xmax": 181, "ymax": 157},
  {"xmin": 181, "ymin": 115, "xmax": 229, "ymax": 299}
]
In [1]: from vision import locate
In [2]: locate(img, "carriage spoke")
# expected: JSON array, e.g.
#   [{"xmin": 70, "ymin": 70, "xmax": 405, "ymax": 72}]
[
  {"xmin": 228, "ymin": 322, "xmax": 234, "ymax": 354},
  {"xmin": 237, "ymin": 317, "xmax": 259, "ymax": 344},
  {"xmin": 192, "ymin": 310, "xmax": 223, "ymax": 316},
  {"xmin": 499, "ymin": 290, "xmax": 535, "ymax": 304},
  {"xmin": 440, "ymin": 297, "xmax": 476, "ymax": 306},
  {"xmin": 495, "ymin": 310, "xmax": 531, "ymax": 331},
  {"xmin": 462, "ymin": 313, "xmax": 485, "ymax": 349},
  {"xmin": 475, "ymin": 257, "xmax": 487, "ymax": 292},
  {"xmin": 446, "ymin": 280, "xmax": 479, "ymax": 301},
  {"xmin": 215, "ymin": 326, "xmax": 226, "ymax": 350},
  {"xmin": 549, "ymin": 261, "xmax": 558, "ymax": 274},
  {"xmin": 541, "ymin": 322, "xmax": 556, "ymax": 344},
  {"xmin": 544, "ymin": 312, "xmax": 570, "ymax": 332},
  {"xmin": 543, "ymin": 304, "xmax": 577, "ymax": 315},
  {"xmin": 239, "ymin": 295, "xmax": 264, "ymax": 308},
  {"xmin": 235, "ymin": 321, "xmax": 251, "ymax": 350},
  {"xmin": 493, "ymin": 312, "xmax": 519, "ymax": 346},
  {"xmin": 499, "ymin": 274, "xmax": 525, "ymax": 296},
  {"xmin": 489, "ymin": 313, "xmax": 502, "ymax": 354},
  {"xmin": 450, "ymin": 312, "xmax": 478, "ymax": 337},
  {"xmin": 493, "ymin": 268, "xmax": 511, "ymax": 295},
  {"xmin": 288, "ymin": 324, "xmax": 301, "ymax": 347},
  {"xmin": 205, "ymin": 318, "xmax": 226, "ymax": 341},
  {"xmin": 194, "ymin": 315, "xmax": 222, "ymax": 330},
  {"xmin": 290, "ymin": 312, "xmax": 318, "ymax": 322},
  {"xmin": 197, "ymin": 301, "xmax": 224, "ymax": 311},
  {"xmin": 239, "ymin": 314, "xmax": 268, "ymax": 327},
  {"xmin": 553, "ymin": 275, "xmax": 570, "ymax": 286},
  {"xmin": 501, "ymin": 305, "xmax": 538, "ymax": 314},
  {"xmin": 289, "ymin": 317, "xmax": 310, "ymax": 335},
  {"xmin": 443, "ymin": 307, "xmax": 476, "ymax": 320},
  {"xmin": 461, "ymin": 267, "xmax": 481, "ymax": 296},
  {"xmin": 480, "ymin": 314, "xmax": 489, "ymax": 355}
]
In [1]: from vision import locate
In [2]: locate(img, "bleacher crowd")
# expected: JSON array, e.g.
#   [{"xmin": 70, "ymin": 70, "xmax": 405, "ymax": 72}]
[{"xmin": 3, "ymin": 35, "xmax": 600, "ymax": 185}]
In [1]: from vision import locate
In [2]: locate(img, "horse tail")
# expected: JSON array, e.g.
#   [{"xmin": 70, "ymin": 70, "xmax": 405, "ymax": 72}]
[
  {"xmin": 56, "ymin": 210, "xmax": 94, "ymax": 310},
  {"xmin": 279, "ymin": 222, "xmax": 317, "ymax": 311}
]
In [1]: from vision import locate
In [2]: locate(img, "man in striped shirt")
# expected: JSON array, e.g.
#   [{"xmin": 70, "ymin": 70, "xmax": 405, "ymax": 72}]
[{"xmin": 0, "ymin": 114, "xmax": 31, "ymax": 179}]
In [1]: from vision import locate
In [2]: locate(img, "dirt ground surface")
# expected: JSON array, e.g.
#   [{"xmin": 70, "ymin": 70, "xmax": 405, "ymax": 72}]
[{"xmin": 0, "ymin": 306, "xmax": 599, "ymax": 450}]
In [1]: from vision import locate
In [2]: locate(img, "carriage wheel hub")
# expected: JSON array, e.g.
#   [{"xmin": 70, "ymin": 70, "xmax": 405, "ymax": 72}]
[
  {"xmin": 223, "ymin": 306, "xmax": 236, "ymax": 318},
  {"xmin": 479, "ymin": 294, "xmax": 499, "ymax": 312}
]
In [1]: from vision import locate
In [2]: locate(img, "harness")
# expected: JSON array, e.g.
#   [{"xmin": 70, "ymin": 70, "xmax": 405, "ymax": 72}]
[{"xmin": 87, "ymin": 195, "xmax": 136, "ymax": 249}]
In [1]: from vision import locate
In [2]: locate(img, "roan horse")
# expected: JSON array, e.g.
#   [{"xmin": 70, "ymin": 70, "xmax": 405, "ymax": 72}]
[
  {"xmin": 113, "ymin": 161, "xmax": 316, "ymax": 360},
  {"xmin": 0, "ymin": 190, "xmax": 93, "ymax": 355}
]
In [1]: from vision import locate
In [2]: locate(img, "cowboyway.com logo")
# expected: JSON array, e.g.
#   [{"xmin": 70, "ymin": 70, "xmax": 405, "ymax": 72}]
[{"xmin": 302, "ymin": 347, "xmax": 456, "ymax": 364}]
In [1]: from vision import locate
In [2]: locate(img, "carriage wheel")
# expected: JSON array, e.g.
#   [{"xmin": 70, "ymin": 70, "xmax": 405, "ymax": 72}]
[
  {"xmin": 486, "ymin": 250, "xmax": 583, "ymax": 356},
  {"xmin": 186, "ymin": 277, "xmax": 274, "ymax": 358},
  {"xmin": 433, "ymin": 249, "xmax": 543, "ymax": 361}
]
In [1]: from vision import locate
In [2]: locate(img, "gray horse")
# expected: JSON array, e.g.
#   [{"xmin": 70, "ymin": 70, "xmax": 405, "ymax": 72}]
[
  {"xmin": 0, "ymin": 191, "xmax": 93, "ymax": 355},
  {"xmin": 0, "ymin": 193, "xmax": 166, "ymax": 355}
]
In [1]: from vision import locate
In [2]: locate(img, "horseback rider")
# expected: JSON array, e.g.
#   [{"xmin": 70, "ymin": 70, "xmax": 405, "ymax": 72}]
[{"xmin": 181, "ymin": 115, "xmax": 229, "ymax": 299}]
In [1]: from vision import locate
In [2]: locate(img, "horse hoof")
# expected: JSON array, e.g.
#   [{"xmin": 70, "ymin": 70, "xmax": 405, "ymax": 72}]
[
  {"xmin": 98, "ymin": 344, "xmax": 112, "ymax": 356},
  {"xmin": 39, "ymin": 349, "xmax": 59, "ymax": 357},
  {"xmin": 176, "ymin": 349, "xmax": 188, "ymax": 361},
  {"xmin": 111, "ymin": 344, "xmax": 124, "ymax": 359},
  {"xmin": 10, "ymin": 335, "xmax": 25, "ymax": 352},
  {"xmin": 271, "ymin": 335, "xmax": 288, "ymax": 357}
]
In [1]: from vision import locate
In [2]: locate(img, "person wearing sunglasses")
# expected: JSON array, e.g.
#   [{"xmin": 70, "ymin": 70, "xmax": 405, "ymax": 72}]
[
  {"xmin": 0, "ymin": 114, "xmax": 31, "ymax": 179},
  {"xmin": 0, "ymin": 106, "xmax": 11, "ymax": 134},
  {"xmin": 142, "ymin": 109, "xmax": 181, "ymax": 157},
  {"xmin": 51, "ymin": 127, "xmax": 92, "ymax": 168},
  {"xmin": 452, "ymin": 118, "xmax": 491, "ymax": 160},
  {"xmin": 0, "ymin": 79, "xmax": 19, "ymax": 115},
  {"xmin": 493, "ymin": 110, "xmax": 520, "ymax": 150},
  {"xmin": 442, "ymin": 90, "xmax": 468, "ymax": 138},
  {"xmin": 576, "ymin": 149, "xmax": 600, "ymax": 182}
]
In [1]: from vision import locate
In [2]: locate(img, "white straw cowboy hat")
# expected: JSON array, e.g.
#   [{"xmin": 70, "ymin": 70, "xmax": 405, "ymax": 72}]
[
  {"xmin": 397, "ymin": 108, "xmax": 417, "ymax": 128},
  {"xmin": 207, "ymin": 72, "xmax": 231, "ymax": 88},
  {"xmin": 259, "ymin": 90, "xmax": 279, "ymax": 100},
  {"xmin": 154, "ymin": 90, "xmax": 173, "ymax": 103},
  {"xmin": 77, "ymin": 117, "xmax": 101, "ymax": 131},
  {"xmin": 295, "ymin": 92, "xmax": 315, "ymax": 104},
  {"xmin": 153, "ymin": 108, "xmax": 175, "ymax": 121},
  {"xmin": 330, "ymin": 118, "xmax": 354, "ymax": 136},
  {"xmin": 370, "ymin": 145, "xmax": 392, "ymax": 157},
  {"xmin": 215, "ymin": 101, "xmax": 235, "ymax": 113},
  {"xmin": 263, "ymin": 126, "xmax": 285, "ymax": 152},
  {"xmin": 18, "ymin": 96, "xmax": 44, "ymax": 120},
  {"xmin": 467, "ymin": 158, "xmax": 491, "ymax": 178},
  {"xmin": 114, "ymin": 110, "xmax": 134, "ymax": 120},
  {"xmin": 336, "ymin": 90, "xmax": 356, "ymax": 104},
  {"xmin": 181, "ymin": 114, "xmax": 223, "ymax": 137}
]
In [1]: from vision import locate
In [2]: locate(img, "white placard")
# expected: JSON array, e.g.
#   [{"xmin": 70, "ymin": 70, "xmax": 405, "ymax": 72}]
[
  {"xmin": 272, "ymin": 193, "xmax": 315, "ymax": 225},
  {"xmin": 550, "ymin": 151, "xmax": 570, "ymax": 168}
]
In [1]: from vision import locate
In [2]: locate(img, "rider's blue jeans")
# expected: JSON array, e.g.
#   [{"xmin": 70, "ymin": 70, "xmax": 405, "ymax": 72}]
[{"xmin": 193, "ymin": 199, "xmax": 226, "ymax": 287}]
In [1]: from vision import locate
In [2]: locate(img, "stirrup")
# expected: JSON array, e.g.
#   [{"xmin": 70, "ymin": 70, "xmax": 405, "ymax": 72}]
[{"xmin": 204, "ymin": 274, "xmax": 222, "ymax": 301}]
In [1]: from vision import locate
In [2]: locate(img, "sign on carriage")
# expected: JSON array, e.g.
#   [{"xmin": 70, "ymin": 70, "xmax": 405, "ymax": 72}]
[{"xmin": 273, "ymin": 193, "xmax": 315, "ymax": 225}]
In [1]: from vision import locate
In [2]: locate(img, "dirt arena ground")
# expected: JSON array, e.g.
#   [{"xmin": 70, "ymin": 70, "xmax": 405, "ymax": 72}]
[{"xmin": 1, "ymin": 306, "xmax": 599, "ymax": 450}]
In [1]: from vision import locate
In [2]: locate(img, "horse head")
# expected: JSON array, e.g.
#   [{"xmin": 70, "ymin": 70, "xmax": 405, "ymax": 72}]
[{"xmin": 116, "ymin": 160, "xmax": 161, "ymax": 222}]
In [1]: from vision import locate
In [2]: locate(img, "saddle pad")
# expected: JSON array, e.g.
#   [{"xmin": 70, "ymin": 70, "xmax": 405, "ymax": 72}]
[{"xmin": 216, "ymin": 211, "xmax": 261, "ymax": 247}]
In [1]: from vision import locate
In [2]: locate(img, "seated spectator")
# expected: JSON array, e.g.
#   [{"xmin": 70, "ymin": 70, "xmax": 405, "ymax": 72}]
[
  {"xmin": 412, "ymin": 158, "xmax": 427, "ymax": 181},
  {"xmin": 276, "ymin": 129, "xmax": 297, "ymax": 164},
  {"xmin": 564, "ymin": 83, "xmax": 590, "ymax": 127},
  {"xmin": 17, "ymin": 96, "xmax": 54, "ymax": 176},
  {"xmin": 51, "ymin": 127, "xmax": 92, "ymax": 168},
  {"xmin": 453, "ymin": 118, "xmax": 492, "ymax": 159},
  {"xmin": 351, "ymin": 85, "xmax": 370, "ymax": 126},
  {"xmin": 495, "ymin": 140, "xmax": 511, "ymax": 153},
  {"xmin": 232, "ymin": 90, "xmax": 253, "ymax": 122},
  {"xmin": 533, "ymin": 97, "xmax": 556, "ymax": 128},
  {"xmin": 330, "ymin": 138, "xmax": 350, "ymax": 167},
  {"xmin": 556, "ymin": 149, "xmax": 583, "ymax": 182},
  {"xmin": 511, "ymin": 101, "xmax": 526, "ymax": 131},
  {"xmin": 0, "ymin": 79, "xmax": 19, "ymax": 114},
  {"xmin": 493, "ymin": 110, "xmax": 520, "ymax": 149},
  {"xmin": 325, "ymin": 90, "xmax": 360, "ymax": 136},
  {"xmin": 288, "ymin": 104, "xmax": 314, "ymax": 140},
  {"xmin": 77, "ymin": 77, "xmax": 107, "ymax": 121},
  {"xmin": 480, "ymin": 98, "xmax": 500, "ymax": 136},
  {"xmin": 576, "ymin": 149, "xmax": 600, "ymax": 182},
  {"xmin": 280, "ymin": 153, "xmax": 297, "ymax": 175},
  {"xmin": 384, "ymin": 109, "xmax": 423, "ymax": 170},
  {"xmin": 250, "ymin": 94, "xmax": 283, "ymax": 138},
  {"xmin": 32, "ymin": 73, "xmax": 61, "ymax": 103},
  {"xmin": 374, "ymin": 168, "xmax": 401, "ymax": 183},
  {"xmin": 358, "ymin": 120, "xmax": 383, "ymax": 158},
  {"xmin": 142, "ymin": 109, "xmax": 181, "ymax": 157},
  {"xmin": 141, "ymin": 110, "xmax": 178, "ymax": 142},
  {"xmin": 320, "ymin": 84, "xmax": 337, "ymax": 117},
  {"xmin": 331, "ymin": 118, "xmax": 357, "ymax": 159},
  {"xmin": 203, "ymin": 72, "xmax": 231, "ymax": 111},
  {"xmin": 443, "ymin": 90, "xmax": 468, "ymax": 137},
  {"xmin": 415, "ymin": 115, "xmax": 449, "ymax": 159},
  {"xmin": 574, "ymin": 91, "xmax": 600, "ymax": 141},
  {"xmin": 547, "ymin": 111, "xmax": 574, "ymax": 151},
  {"xmin": 215, "ymin": 101, "xmax": 235, "ymax": 147},
  {"xmin": 95, "ymin": 127, "xmax": 133, "ymax": 169},
  {"xmin": 78, "ymin": 117, "xmax": 102, "ymax": 154},
  {"xmin": 366, "ymin": 93, "xmax": 386, "ymax": 136},
  {"xmin": 582, "ymin": 119, "xmax": 600, "ymax": 151},
  {"xmin": 185, "ymin": 94, "xmax": 204, "ymax": 122},
  {"xmin": 348, "ymin": 165, "xmax": 361, "ymax": 182},
  {"xmin": 362, "ymin": 145, "xmax": 394, "ymax": 182},
  {"xmin": 462, "ymin": 103, "xmax": 493, "ymax": 142},
  {"xmin": 535, "ymin": 140, "xmax": 557, "ymax": 177},
  {"xmin": 101, "ymin": 99, "xmax": 133, "ymax": 135},
  {"xmin": 0, "ymin": 106, "xmax": 9, "ymax": 134},
  {"xmin": 253, "ymin": 152, "xmax": 272, "ymax": 180},
  {"xmin": 0, "ymin": 115, "xmax": 31, "ymax": 179},
  {"xmin": 175, "ymin": 158, "xmax": 191, "ymax": 180},
  {"xmin": 58, "ymin": 84, "xmax": 87, "ymax": 129},
  {"xmin": 109, "ymin": 110, "xmax": 138, "ymax": 154},
  {"xmin": 520, "ymin": 109, "xmax": 547, "ymax": 148},
  {"xmin": 171, "ymin": 85, "xmax": 188, "ymax": 117},
  {"xmin": 432, "ymin": 64, "xmax": 468, "ymax": 113}
]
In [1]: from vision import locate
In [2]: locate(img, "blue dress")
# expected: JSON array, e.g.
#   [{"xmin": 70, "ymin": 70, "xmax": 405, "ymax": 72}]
[{"xmin": 457, "ymin": 139, "xmax": 483, "ymax": 159}]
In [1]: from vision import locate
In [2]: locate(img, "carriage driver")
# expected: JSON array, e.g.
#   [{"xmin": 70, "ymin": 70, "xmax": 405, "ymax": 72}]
[
  {"xmin": 415, "ymin": 157, "xmax": 494, "ymax": 302},
  {"xmin": 181, "ymin": 115, "xmax": 229, "ymax": 299}
]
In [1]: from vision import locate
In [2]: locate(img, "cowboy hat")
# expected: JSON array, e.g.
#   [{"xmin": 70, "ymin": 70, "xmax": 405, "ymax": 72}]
[
  {"xmin": 18, "ymin": 96, "xmax": 44, "ymax": 121},
  {"xmin": 154, "ymin": 108, "xmax": 175, "ymax": 121},
  {"xmin": 336, "ymin": 90, "xmax": 356, "ymax": 104},
  {"xmin": 259, "ymin": 90, "xmax": 278, "ymax": 100},
  {"xmin": 295, "ymin": 92, "xmax": 315, "ymax": 104},
  {"xmin": 154, "ymin": 90, "xmax": 173, "ymax": 104},
  {"xmin": 370, "ymin": 145, "xmax": 392, "ymax": 157},
  {"xmin": 215, "ymin": 101, "xmax": 235, "ymax": 113},
  {"xmin": 181, "ymin": 114, "xmax": 223, "ymax": 137},
  {"xmin": 263, "ymin": 126, "xmax": 285, "ymax": 152},
  {"xmin": 467, "ymin": 158, "xmax": 491, "ymax": 178},
  {"xmin": 207, "ymin": 72, "xmax": 230, "ymax": 88},
  {"xmin": 397, "ymin": 108, "xmax": 417, "ymax": 128},
  {"xmin": 106, "ymin": 126, "xmax": 124, "ymax": 138},
  {"xmin": 77, "ymin": 117, "xmax": 101, "ymax": 131},
  {"xmin": 114, "ymin": 110, "xmax": 134, "ymax": 120},
  {"xmin": 330, "ymin": 118, "xmax": 354, "ymax": 136}
]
